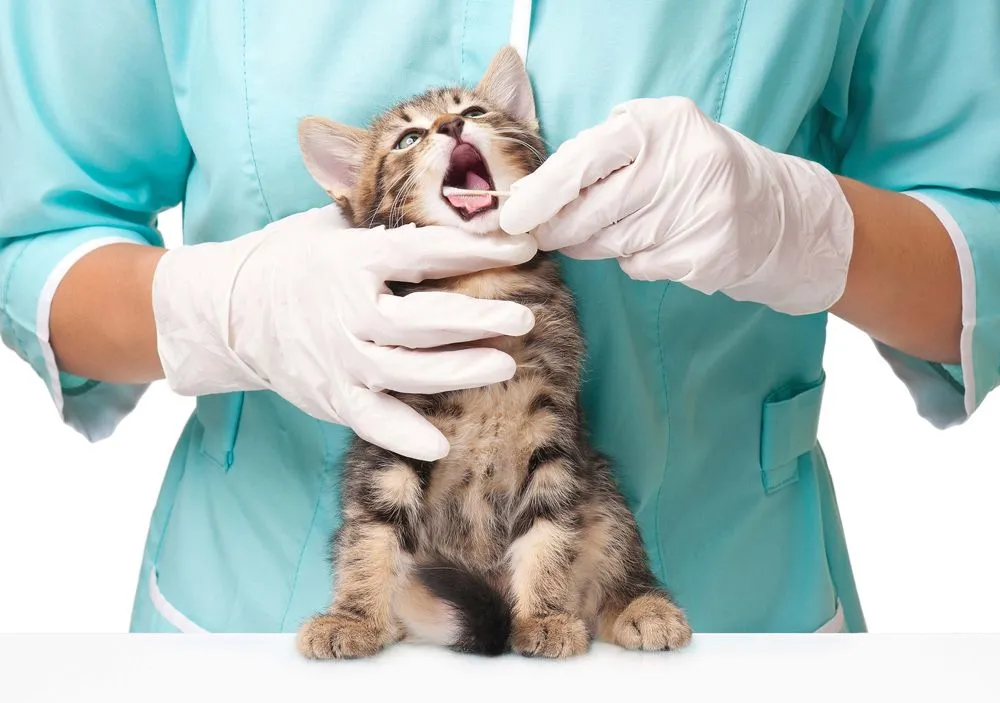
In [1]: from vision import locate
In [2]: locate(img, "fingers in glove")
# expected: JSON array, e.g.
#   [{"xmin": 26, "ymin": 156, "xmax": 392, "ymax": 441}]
[
  {"xmin": 364, "ymin": 291, "xmax": 535, "ymax": 348},
  {"xmin": 375, "ymin": 225, "xmax": 538, "ymax": 283},
  {"xmin": 357, "ymin": 343, "xmax": 519, "ymax": 395},
  {"xmin": 529, "ymin": 162, "xmax": 655, "ymax": 253},
  {"xmin": 347, "ymin": 388, "xmax": 452, "ymax": 461},
  {"xmin": 499, "ymin": 110, "xmax": 642, "ymax": 236},
  {"xmin": 617, "ymin": 246, "xmax": 712, "ymax": 289},
  {"xmin": 560, "ymin": 234, "xmax": 631, "ymax": 261}
]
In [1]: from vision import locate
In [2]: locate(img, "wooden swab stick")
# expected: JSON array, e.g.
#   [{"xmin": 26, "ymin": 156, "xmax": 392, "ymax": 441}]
[{"xmin": 442, "ymin": 186, "xmax": 511, "ymax": 197}]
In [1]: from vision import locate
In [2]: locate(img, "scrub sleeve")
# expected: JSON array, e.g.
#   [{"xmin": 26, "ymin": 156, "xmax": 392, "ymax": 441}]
[
  {"xmin": 0, "ymin": 0, "xmax": 192, "ymax": 440},
  {"xmin": 827, "ymin": 1, "xmax": 1000, "ymax": 427}
]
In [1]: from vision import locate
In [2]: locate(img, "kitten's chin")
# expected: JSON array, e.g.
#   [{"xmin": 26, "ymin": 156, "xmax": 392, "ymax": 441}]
[
  {"xmin": 455, "ymin": 210, "xmax": 502, "ymax": 235},
  {"xmin": 417, "ymin": 198, "xmax": 502, "ymax": 235}
]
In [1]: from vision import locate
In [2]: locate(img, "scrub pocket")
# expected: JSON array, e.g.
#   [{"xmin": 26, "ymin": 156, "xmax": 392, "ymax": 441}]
[{"xmin": 759, "ymin": 372, "xmax": 826, "ymax": 494}]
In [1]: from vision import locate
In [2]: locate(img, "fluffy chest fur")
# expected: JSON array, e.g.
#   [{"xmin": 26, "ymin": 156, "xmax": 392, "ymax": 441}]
[{"xmin": 389, "ymin": 256, "xmax": 584, "ymax": 569}]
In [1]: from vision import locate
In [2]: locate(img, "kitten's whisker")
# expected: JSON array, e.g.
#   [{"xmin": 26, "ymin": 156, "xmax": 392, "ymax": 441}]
[
  {"xmin": 370, "ymin": 160, "xmax": 429, "ymax": 228},
  {"xmin": 493, "ymin": 128, "xmax": 552, "ymax": 150},
  {"xmin": 391, "ymin": 168, "xmax": 425, "ymax": 225},
  {"xmin": 368, "ymin": 168, "xmax": 416, "ymax": 226},
  {"xmin": 489, "ymin": 134, "xmax": 547, "ymax": 164},
  {"xmin": 363, "ymin": 170, "xmax": 410, "ymax": 228},
  {"xmin": 385, "ymin": 159, "xmax": 432, "ymax": 228}
]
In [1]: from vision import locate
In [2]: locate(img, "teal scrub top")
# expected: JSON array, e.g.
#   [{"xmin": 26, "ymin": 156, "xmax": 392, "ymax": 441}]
[{"xmin": 3, "ymin": 0, "xmax": 1000, "ymax": 635}]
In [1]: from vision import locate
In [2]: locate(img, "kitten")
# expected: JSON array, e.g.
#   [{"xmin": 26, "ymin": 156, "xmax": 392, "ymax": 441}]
[{"xmin": 295, "ymin": 46, "xmax": 692, "ymax": 659}]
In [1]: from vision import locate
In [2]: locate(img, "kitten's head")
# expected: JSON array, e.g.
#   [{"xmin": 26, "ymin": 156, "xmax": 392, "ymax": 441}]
[{"xmin": 298, "ymin": 46, "xmax": 543, "ymax": 235}]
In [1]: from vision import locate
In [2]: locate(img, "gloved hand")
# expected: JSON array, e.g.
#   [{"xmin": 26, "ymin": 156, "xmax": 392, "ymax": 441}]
[
  {"xmin": 499, "ymin": 97, "xmax": 855, "ymax": 315},
  {"xmin": 152, "ymin": 205, "xmax": 537, "ymax": 461}
]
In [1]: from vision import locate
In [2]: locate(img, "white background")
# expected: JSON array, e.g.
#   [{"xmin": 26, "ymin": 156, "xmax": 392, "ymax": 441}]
[
  {"xmin": 1, "ymin": 205, "xmax": 998, "ymax": 634},
  {"xmin": 5, "ymin": 636, "xmax": 1000, "ymax": 702}
]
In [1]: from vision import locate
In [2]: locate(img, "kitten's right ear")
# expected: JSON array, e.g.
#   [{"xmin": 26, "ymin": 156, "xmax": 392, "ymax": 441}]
[{"xmin": 297, "ymin": 116, "xmax": 367, "ymax": 199}]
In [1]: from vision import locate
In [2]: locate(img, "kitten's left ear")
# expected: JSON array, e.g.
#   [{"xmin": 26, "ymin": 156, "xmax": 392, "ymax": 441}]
[
  {"xmin": 475, "ymin": 46, "xmax": 536, "ymax": 125},
  {"xmin": 298, "ymin": 116, "xmax": 368, "ymax": 199}
]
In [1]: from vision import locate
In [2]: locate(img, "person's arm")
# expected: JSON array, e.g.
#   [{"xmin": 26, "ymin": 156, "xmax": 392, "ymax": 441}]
[
  {"xmin": 49, "ymin": 244, "xmax": 167, "ymax": 385},
  {"xmin": 825, "ymin": 0, "xmax": 1000, "ymax": 427},
  {"xmin": 830, "ymin": 177, "xmax": 961, "ymax": 365},
  {"xmin": 0, "ymin": 0, "xmax": 192, "ymax": 440}
]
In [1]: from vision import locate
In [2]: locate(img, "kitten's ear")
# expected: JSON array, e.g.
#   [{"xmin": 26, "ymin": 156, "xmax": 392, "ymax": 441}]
[
  {"xmin": 475, "ymin": 46, "xmax": 536, "ymax": 125},
  {"xmin": 297, "ymin": 116, "xmax": 367, "ymax": 198}
]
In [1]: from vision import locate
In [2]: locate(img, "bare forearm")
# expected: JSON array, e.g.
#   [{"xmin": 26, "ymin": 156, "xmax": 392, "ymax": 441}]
[
  {"xmin": 830, "ymin": 177, "xmax": 962, "ymax": 365},
  {"xmin": 49, "ymin": 243, "xmax": 167, "ymax": 384}
]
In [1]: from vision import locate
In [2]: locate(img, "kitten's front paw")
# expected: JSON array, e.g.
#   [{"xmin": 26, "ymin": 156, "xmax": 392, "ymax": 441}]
[
  {"xmin": 297, "ymin": 612, "xmax": 387, "ymax": 660},
  {"xmin": 612, "ymin": 593, "xmax": 692, "ymax": 651},
  {"xmin": 512, "ymin": 613, "xmax": 590, "ymax": 658}
]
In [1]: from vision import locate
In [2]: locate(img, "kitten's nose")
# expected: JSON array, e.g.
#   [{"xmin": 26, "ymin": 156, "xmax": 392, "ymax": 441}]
[{"xmin": 436, "ymin": 116, "xmax": 464, "ymax": 139}]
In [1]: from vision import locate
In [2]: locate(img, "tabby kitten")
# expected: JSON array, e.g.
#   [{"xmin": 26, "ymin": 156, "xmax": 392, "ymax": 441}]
[{"xmin": 295, "ymin": 46, "xmax": 692, "ymax": 659}]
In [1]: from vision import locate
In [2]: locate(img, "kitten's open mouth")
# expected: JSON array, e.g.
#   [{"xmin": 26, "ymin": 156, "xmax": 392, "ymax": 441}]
[{"xmin": 442, "ymin": 143, "xmax": 497, "ymax": 220}]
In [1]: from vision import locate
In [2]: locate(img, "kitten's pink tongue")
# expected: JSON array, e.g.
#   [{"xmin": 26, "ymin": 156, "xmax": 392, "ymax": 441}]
[{"xmin": 445, "ymin": 171, "xmax": 492, "ymax": 212}]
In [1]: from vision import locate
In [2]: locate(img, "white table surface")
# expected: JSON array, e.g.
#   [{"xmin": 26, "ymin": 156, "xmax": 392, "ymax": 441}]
[{"xmin": 2, "ymin": 634, "xmax": 998, "ymax": 702}]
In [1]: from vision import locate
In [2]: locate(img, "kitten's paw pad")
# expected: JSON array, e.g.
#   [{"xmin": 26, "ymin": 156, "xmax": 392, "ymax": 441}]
[
  {"xmin": 513, "ymin": 613, "xmax": 590, "ymax": 658},
  {"xmin": 296, "ymin": 612, "xmax": 386, "ymax": 660},
  {"xmin": 613, "ymin": 593, "xmax": 692, "ymax": 651}
]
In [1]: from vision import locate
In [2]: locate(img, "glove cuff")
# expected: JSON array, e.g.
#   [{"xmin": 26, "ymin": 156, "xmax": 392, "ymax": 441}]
[
  {"xmin": 725, "ymin": 152, "xmax": 855, "ymax": 316},
  {"xmin": 152, "ymin": 231, "xmax": 272, "ymax": 396}
]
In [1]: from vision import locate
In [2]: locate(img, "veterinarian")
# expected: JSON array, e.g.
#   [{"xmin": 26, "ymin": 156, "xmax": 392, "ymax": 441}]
[{"xmin": 2, "ymin": 0, "xmax": 997, "ymax": 636}]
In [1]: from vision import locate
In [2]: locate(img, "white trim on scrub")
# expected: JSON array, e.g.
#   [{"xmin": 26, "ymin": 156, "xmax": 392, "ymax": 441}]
[
  {"xmin": 816, "ymin": 600, "xmax": 846, "ymax": 633},
  {"xmin": 903, "ymin": 192, "xmax": 977, "ymax": 417},
  {"xmin": 509, "ymin": 0, "xmax": 532, "ymax": 63},
  {"xmin": 35, "ymin": 237, "xmax": 139, "ymax": 417},
  {"xmin": 148, "ymin": 567, "xmax": 208, "ymax": 633}
]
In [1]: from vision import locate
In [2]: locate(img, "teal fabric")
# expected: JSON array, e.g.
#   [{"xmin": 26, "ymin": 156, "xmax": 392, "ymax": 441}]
[
  {"xmin": 907, "ymin": 189, "xmax": 1000, "ymax": 419},
  {"xmin": 3, "ymin": 0, "xmax": 1000, "ymax": 635},
  {"xmin": 760, "ymin": 374, "xmax": 826, "ymax": 495},
  {"xmin": 822, "ymin": 0, "xmax": 1000, "ymax": 427}
]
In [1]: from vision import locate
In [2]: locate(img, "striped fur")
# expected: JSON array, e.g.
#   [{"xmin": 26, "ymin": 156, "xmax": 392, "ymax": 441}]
[{"xmin": 296, "ymin": 46, "xmax": 691, "ymax": 660}]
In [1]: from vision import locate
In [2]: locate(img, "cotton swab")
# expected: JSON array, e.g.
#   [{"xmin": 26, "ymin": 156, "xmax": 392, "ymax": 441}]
[{"xmin": 442, "ymin": 186, "xmax": 511, "ymax": 198}]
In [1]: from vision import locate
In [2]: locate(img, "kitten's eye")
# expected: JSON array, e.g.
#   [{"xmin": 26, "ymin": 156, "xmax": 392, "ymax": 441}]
[
  {"xmin": 462, "ymin": 107, "xmax": 486, "ymax": 118},
  {"xmin": 394, "ymin": 130, "xmax": 424, "ymax": 150}
]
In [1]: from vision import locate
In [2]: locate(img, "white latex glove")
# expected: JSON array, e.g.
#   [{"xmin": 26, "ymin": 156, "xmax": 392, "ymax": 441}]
[
  {"xmin": 499, "ymin": 97, "xmax": 855, "ymax": 315},
  {"xmin": 152, "ymin": 205, "xmax": 538, "ymax": 461}
]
